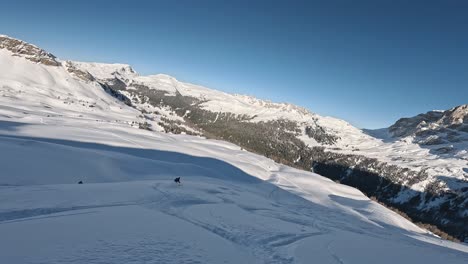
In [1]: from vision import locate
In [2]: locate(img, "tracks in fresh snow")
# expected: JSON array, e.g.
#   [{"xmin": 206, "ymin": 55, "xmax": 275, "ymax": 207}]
[
  {"xmin": 0, "ymin": 203, "xmax": 136, "ymax": 224},
  {"xmin": 149, "ymin": 181, "xmax": 330, "ymax": 263},
  {"xmin": 327, "ymin": 241, "xmax": 345, "ymax": 264},
  {"xmin": 260, "ymin": 232, "xmax": 324, "ymax": 247}
]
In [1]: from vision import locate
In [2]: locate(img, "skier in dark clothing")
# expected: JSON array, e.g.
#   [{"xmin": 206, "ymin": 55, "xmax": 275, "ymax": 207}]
[{"xmin": 174, "ymin": 177, "xmax": 181, "ymax": 185}]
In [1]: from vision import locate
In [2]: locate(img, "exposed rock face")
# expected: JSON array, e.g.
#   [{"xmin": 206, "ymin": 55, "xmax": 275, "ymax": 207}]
[
  {"xmin": 444, "ymin": 105, "xmax": 468, "ymax": 134},
  {"xmin": 0, "ymin": 35, "xmax": 61, "ymax": 66},
  {"xmin": 64, "ymin": 61, "xmax": 95, "ymax": 82},
  {"xmin": 390, "ymin": 111, "xmax": 444, "ymax": 138},
  {"xmin": 98, "ymin": 81, "xmax": 132, "ymax": 106},
  {"xmin": 444, "ymin": 104, "xmax": 468, "ymax": 125},
  {"xmin": 388, "ymin": 104, "xmax": 468, "ymax": 158},
  {"xmin": 390, "ymin": 105, "xmax": 468, "ymax": 140}
]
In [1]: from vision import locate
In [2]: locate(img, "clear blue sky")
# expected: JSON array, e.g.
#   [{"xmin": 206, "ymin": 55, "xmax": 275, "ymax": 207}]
[{"xmin": 1, "ymin": 0, "xmax": 467, "ymax": 128}]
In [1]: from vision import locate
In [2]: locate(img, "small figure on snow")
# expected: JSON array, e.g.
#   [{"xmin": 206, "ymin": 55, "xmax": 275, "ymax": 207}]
[
  {"xmin": 174, "ymin": 177, "xmax": 181, "ymax": 185},
  {"xmin": 78, "ymin": 180, "xmax": 83, "ymax": 184}
]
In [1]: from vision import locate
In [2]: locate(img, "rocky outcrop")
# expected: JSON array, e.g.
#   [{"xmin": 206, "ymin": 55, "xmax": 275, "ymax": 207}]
[
  {"xmin": 64, "ymin": 61, "xmax": 95, "ymax": 82},
  {"xmin": 388, "ymin": 105, "xmax": 468, "ymax": 157},
  {"xmin": 0, "ymin": 35, "xmax": 61, "ymax": 66},
  {"xmin": 98, "ymin": 82, "xmax": 132, "ymax": 106},
  {"xmin": 390, "ymin": 105, "xmax": 468, "ymax": 140}
]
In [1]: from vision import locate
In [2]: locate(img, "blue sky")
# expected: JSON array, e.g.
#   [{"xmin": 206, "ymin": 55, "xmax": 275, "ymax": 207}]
[{"xmin": 1, "ymin": 0, "xmax": 467, "ymax": 128}]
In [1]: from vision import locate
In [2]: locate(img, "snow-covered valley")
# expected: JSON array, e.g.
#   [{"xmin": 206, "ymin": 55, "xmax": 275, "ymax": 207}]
[
  {"xmin": 1, "ymin": 119, "xmax": 467, "ymax": 263},
  {"xmin": 0, "ymin": 34, "xmax": 467, "ymax": 263}
]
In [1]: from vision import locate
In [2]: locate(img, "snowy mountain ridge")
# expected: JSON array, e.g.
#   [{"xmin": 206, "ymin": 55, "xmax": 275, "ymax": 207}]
[
  {"xmin": 0, "ymin": 34, "xmax": 60, "ymax": 66},
  {"xmin": 69, "ymin": 59, "xmax": 468, "ymax": 180},
  {"xmin": 389, "ymin": 104, "xmax": 468, "ymax": 140},
  {"xmin": 69, "ymin": 60, "xmax": 322, "ymax": 123}
]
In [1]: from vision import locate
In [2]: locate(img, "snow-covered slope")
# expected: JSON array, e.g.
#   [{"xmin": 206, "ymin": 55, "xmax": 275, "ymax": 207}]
[
  {"xmin": 1, "ymin": 116, "xmax": 467, "ymax": 263},
  {"xmin": 1, "ymin": 34, "xmax": 467, "ymax": 263},
  {"xmin": 0, "ymin": 50, "xmax": 135, "ymax": 122}
]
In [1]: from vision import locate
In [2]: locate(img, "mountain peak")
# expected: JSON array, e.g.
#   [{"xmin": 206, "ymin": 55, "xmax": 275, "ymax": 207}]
[
  {"xmin": 446, "ymin": 104, "xmax": 468, "ymax": 125},
  {"xmin": 67, "ymin": 61, "xmax": 138, "ymax": 81},
  {"xmin": 389, "ymin": 104, "xmax": 468, "ymax": 139},
  {"xmin": 0, "ymin": 34, "xmax": 60, "ymax": 66}
]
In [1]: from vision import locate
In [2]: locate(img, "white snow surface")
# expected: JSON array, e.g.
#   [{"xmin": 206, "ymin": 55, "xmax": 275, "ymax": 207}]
[{"xmin": 1, "ymin": 41, "xmax": 468, "ymax": 263}]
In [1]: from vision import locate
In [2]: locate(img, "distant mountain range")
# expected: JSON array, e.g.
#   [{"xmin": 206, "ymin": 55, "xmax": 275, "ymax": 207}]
[{"xmin": 1, "ymin": 34, "xmax": 466, "ymax": 241}]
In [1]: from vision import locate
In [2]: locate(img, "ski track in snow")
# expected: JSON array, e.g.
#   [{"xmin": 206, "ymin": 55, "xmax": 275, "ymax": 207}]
[
  {"xmin": 149, "ymin": 181, "xmax": 330, "ymax": 263},
  {"xmin": 327, "ymin": 241, "xmax": 345, "ymax": 264}
]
